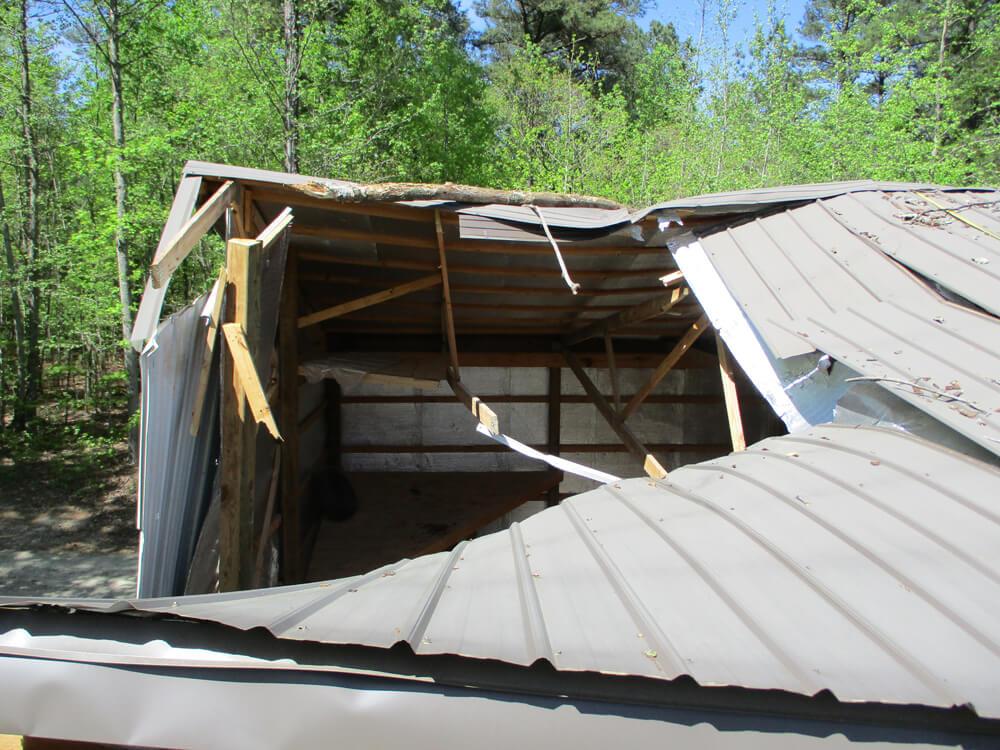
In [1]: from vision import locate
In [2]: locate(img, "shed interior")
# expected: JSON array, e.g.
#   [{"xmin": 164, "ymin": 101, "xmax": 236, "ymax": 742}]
[{"xmin": 154, "ymin": 169, "xmax": 786, "ymax": 592}]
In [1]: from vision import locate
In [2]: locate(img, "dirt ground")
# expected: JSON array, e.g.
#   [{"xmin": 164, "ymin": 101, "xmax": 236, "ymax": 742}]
[{"xmin": 0, "ymin": 416, "xmax": 138, "ymax": 599}]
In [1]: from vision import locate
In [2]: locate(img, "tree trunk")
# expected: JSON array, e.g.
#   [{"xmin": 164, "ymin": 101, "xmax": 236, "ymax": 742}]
[
  {"xmin": 15, "ymin": 0, "xmax": 42, "ymax": 429},
  {"xmin": 283, "ymin": 0, "xmax": 300, "ymax": 173},
  {"xmin": 0, "ymin": 182, "xmax": 27, "ymax": 430},
  {"xmin": 108, "ymin": 0, "xmax": 140, "ymax": 455}
]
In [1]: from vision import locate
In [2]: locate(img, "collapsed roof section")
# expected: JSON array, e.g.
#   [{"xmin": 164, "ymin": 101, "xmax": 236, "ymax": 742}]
[
  {"xmin": 3, "ymin": 425, "xmax": 1000, "ymax": 734},
  {"xmin": 670, "ymin": 187, "xmax": 1000, "ymax": 461}
]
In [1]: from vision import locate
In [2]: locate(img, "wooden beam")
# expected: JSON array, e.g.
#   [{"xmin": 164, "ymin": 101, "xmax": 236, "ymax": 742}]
[
  {"xmin": 448, "ymin": 369, "xmax": 499, "ymax": 435},
  {"xmin": 279, "ymin": 249, "xmax": 302, "ymax": 583},
  {"xmin": 189, "ymin": 267, "xmax": 226, "ymax": 435},
  {"xmin": 298, "ymin": 271, "xmax": 674, "ymax": 298},
  {"xmin": 312, "ymin": 350, "xmax": 718, "ymax": 370},
  {"xmin": 296, "ymin": 249, "xmax": 672, "ymax": 280},
  {"xmin": 151, "ymin": 180, "xmax": 237, "ymax": 288},
  {"xmin": 563, "ymin": 285, "xmax": 688, "ymax": 345},
  {"xmin": 717, "ymin": 333, "xmax": 747, "ymax": 452},
  {"xmin": 220, "ymin": 237, "xmax": 263, "ymax": 591},
  {"xmin": 621, "ymin": 314, "xmax": 710, "ymax": 422},
  {"xmin": 340, "ymin": 443, "xmax": 726, "ymax": 454},
  {"xmin": 436, "ymin": 210, "xmax": 460, "ymax": 376},
  {"xmin": 298, "ymin": 273, "xmax": 442, "ymax": 329},
  {"xmin": 222, "ymin": 323, "xmax": 282, "ymax": 439},
  {"xmin": 340, "ymin": 393, "xmax": 724, "ymax": 404},
  {"xmin": 546, "ymin": 366, "xmax": 561, "ymax": 506},
  {"xmin": 604, "ymin": 333, "xmax": 621, "ymax": 411},
  {"xmin": 561, "ymin": 347, "xmax": 667, "ymax": 480},
  {"xmin": 257, "ymin": 206, "xmax": 294, "ymax": 250},
  {"xmin": 291, "ymin": 222, "xmax": 669, "ymax": 256}
]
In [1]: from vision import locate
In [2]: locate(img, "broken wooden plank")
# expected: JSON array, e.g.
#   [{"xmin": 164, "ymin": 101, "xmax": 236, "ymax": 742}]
[
  {"xmin": 546, "ymin": 366, "xmax": 561, "ymax": 506},
  {"xmin": 621, "ymin": 314, "xmax": 710, "ymax": 421},
  {"xmin": 297, "ymin": 272, "xmax": 442, "ymax": 329},
  {"xmin": 448, "ymin": 369, "xmax": 499, "ymax": 435},
  {"xmin": 257, "ymin": 206, "xmax": 294, "ymax": 250},
  {"xmin": 150, "ymin": 180, "xmax": 237, "ymax": 288},
  {"xmin": 561, "ymin": 347, "xmax": 667, "ymax": 480},
  {"xmin": 717, "ymin": 333, "xmax": 747, "ymax": 452},
  {"xmin": 222, "ymin": 322, "xmax": 282, "ymax": 440},
  {"xmin": 435, "ymin": 210, "xmax": 460, "ymax": 376},
  {"xmin": 563, "ymin": 285, "xmax": 688, "ymax": 345}
]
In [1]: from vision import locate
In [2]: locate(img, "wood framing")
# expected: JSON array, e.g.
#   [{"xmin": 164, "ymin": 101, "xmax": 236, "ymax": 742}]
[
  {"xmin": 435, "ymin": 210, "xmax": 460, "ymax": 376},
  {"xmin": 546, "ymin": 367, "xmax": 561, "ymax": 506},
  {"xmin": 297, "ymin": 249, "xmax": 672, "ymax": 280},
  {"xmin": 561, "ymin": 347, "xmax": 667, "ymax": 480},
  {"xmin": 716, "ymin": 333, "xmax": 747, "ymax": 452},
  {"xmin": 563, "ymin": 284, "xmax": 689, "ymax": 345},
  {"xmin": 621, "ymin": 314, "xmax": 710, "ymax": 421},
  {"xmin": 220, "ymin": 237, "xmax": 264, "ymax": 591},
  {"xmin": 279, "ymin": 249, "xmax": 302, "ymax": 583},
  {"xmin": 448, "ymin": 369, "xmax": 499, "ymax": 435},
  {"xmin": 221, "ymin": 323, "xmax": 281, "ymax": 440},
  {"xmin": 604, "ymin": 333, "xmax": 621, "ymax": 411},
  {"xmin": 257, "ymin": 206, "xmax": 294, "ymax": 250},
  {"xmin": 151, "ymin": 180, "xmax": 238, "ymax": 288},
  {"xmin": 297, "ymin": 273, "xmax": 442, "ymax": 329}
]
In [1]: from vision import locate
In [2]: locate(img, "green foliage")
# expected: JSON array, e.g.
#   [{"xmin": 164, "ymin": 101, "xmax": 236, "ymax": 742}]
[{"xmin": 0, "ymin": 0, "xmax": 998, "ymax": 435}]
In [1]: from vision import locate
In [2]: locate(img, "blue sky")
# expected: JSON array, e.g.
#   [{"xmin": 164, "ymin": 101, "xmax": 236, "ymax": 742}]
[
  {"xmin": 640, "ymin": 0, "xmax": 812, "ymax": 44},
  {"xmin": 461, "ymin": 0, "xmax": 814, "ymax": 52}
]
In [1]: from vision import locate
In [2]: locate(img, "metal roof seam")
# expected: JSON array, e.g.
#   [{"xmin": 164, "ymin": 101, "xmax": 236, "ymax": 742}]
[
  {"xmin": 783, "ymin": 204, "xmax": 886, "ymax": 302},
  {"xmin": 606, "ymin": 483, "xmax": 824, "ymax": 692},
  {"xmin": 776, "ymin": 434, "xmax": 1000, "ymax": 527},
  {"xmin": 267, "ymin": 561, "xmax": 406, "ymax": 635},
  {"xmin": 407, "ymin": 542, "xmax": 469, "ymax": 649},
  {"xmin": 659, "ymin": 470, "xmax": 968, "ymax": 703},
  {"xmin": 850, "ymin": 306, "xmax": 996, "ymax": 391},
  {"xmin": 841, "ymin": 192, "xmax": 997, "ymax": 284},
  {"xmin": 685, "ymin": 463, "xmax": 1000, "ymax": 662},
  {"xmin": 742, "ymin": 447, "xmax": 1000, "ymax": 586},
  {"xmin": 508, "ymin": 522, "xmax": 555, "ymax": 665},
  {"xmin": 722, "ymin": 226, "xmax": 797, "ymax": 321},
  {"xmin": 879, "ymin": 297, "xmax": 1000, "ymax": 354},
  {"xmin": 752, "ymin": 214, "xmax": 837, "ymax": 315},
  {"xmin": 558, "ymin": 498, "xmax": 683, "ymax": 676}
]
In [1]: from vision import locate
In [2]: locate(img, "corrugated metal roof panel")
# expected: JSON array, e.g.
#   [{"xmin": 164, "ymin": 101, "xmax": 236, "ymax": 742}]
[
  {"xmin": 6, "ymin": 425, "xmax": 1000, "ymax": 717},
  {"xmin": 638, "ymin": 181, "xmax": 947, "ymax": 219},
  {"xmin": 692, "ymin": 190, "xmax": 1000, "ymax": 456}
]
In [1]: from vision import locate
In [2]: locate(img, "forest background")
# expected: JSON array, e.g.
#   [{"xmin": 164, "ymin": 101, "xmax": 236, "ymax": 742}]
[{"xmin": 0, "ymin": 0, "xmax": 997, "ymax": 473}]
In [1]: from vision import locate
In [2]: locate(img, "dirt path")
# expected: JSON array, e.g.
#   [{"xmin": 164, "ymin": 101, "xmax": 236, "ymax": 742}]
[{"xmin": 0, "ymin": 418, "xmax": 138, "ymax": 599}]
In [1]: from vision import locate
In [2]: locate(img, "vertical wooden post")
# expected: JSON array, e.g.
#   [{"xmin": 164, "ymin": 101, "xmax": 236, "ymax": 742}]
[
  {"xmin": 279, "ymin": 249, "xmax": 302, "ymax": 583},
  {"xmin": 220, "ymin": 237, "xmax": 263, "ymax": 591},
  {"xmin": 546, "ymin": 366, "xmax": 561, "ymax": 506},
  {"xmin": 716, "ymin": 333, "xmax": 747, "ymax": 452},
  {"xmin": 604, "ymin": 332, "xmax": 621, "ymax": 412}
]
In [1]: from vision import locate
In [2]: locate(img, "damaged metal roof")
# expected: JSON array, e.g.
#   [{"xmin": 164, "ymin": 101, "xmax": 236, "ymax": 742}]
[
  {"xmin": 5, "ymin": 424, "xmax": 1000, "ymax": 718},
  {"xmin": 686, "ymin": 189, "xmax": 1000, "ymax": 458}
]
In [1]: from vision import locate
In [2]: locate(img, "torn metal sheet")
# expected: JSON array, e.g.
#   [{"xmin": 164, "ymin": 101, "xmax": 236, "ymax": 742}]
[{"xmin": 475, "ymin": 423, "xmax": 620, "ymax": 484}]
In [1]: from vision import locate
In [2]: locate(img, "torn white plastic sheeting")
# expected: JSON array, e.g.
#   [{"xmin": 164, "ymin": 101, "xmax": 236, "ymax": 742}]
[
  {"xmin": 476, "ymin": 423, "xmax": 620, "ymax": 485},
  {"xmin": 671, "ymin": 239, "xmax": 854, "ymax": 433}
]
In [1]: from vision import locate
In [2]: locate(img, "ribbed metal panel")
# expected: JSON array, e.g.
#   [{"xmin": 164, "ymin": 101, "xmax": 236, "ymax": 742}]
[
  {"xmin": 9, "ymin": 425, "xmax": 1000, "ymax": 718},
  {"xmin": 695, "ymin": 190, "xmax": 1000, "ymax": 457}
]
